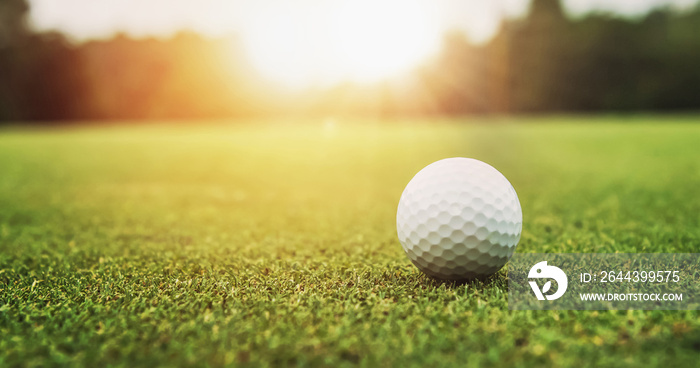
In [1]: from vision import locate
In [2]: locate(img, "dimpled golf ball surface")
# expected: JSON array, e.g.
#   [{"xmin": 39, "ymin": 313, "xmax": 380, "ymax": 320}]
[{"xmin": 397, "ymin": 158, "xmax": 522, "ymax": 280}]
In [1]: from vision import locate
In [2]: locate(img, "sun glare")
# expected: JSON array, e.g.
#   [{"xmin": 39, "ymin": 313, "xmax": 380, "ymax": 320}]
[{"xmin": 241, "ymin": 0, "xmax": 440, "ymax": 88}]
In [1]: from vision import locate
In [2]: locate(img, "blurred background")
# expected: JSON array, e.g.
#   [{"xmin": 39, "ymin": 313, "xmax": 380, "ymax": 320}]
[{"xmin": 1, "ymin": 0, "xmax": 699, "ymax": 122}]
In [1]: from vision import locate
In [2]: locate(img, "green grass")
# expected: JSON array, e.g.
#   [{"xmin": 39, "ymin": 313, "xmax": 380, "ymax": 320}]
[{"xmin": 0, "ymin": 117, "xmax": 699, "ymax": 367}]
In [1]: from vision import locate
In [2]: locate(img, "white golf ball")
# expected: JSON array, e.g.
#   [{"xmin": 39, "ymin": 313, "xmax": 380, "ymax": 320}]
[{"xmin": 397, "ymin": 158, "xmax": 522, "ymax": 280}]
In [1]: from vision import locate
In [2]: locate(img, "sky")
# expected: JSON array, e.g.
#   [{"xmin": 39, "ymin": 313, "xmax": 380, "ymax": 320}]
[{"xmin": 28, "ymin": 0, "xmax": 699, "ymax": 44}]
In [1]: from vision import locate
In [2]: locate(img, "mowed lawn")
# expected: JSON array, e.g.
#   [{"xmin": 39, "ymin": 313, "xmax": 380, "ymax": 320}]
[{"xmin": 0, "ymin": 117, "xmax": 699, "ymax": 367}]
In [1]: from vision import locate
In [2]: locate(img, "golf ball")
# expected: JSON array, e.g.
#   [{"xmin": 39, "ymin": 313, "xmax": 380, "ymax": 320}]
[{"xmin": 396, "ymin": 158, "xmax": 522, "ymax": 280}]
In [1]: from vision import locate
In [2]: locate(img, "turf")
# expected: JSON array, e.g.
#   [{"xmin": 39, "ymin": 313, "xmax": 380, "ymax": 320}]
[{"xmin": 0, "ymin": 117, "xmax": 699, "ymax": 367}]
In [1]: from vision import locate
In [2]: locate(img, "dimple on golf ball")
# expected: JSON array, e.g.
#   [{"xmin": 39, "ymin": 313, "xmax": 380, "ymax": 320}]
[{"xmin": 396, "ymin": 158, "xmax": 522, "ymax": 280}]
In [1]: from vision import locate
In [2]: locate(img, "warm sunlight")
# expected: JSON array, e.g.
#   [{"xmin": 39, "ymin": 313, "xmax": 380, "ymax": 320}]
[{"xmin": 240, "ymin": 0, "xmax": 440, "ymax": 87}]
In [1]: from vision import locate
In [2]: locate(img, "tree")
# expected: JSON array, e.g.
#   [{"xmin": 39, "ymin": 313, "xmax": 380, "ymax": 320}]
[{"xmin": 0, "ymin": 0, "xmax": 30, "ymax": 120}]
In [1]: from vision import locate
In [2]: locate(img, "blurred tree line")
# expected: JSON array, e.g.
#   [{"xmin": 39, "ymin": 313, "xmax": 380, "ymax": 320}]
[
  {"xmin": 1, "ymin": 0, "xmax": 700, "ymax": 122},
  {"xmin": 422, "ymin": 0, "xmax": 700, "ymax": 114}
]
